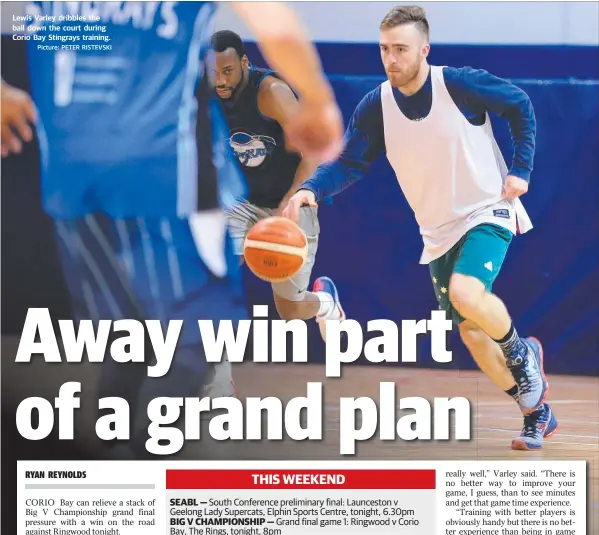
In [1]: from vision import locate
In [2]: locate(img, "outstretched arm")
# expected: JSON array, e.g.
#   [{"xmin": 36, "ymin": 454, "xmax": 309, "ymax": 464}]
[{"xmin": 282, "ymin": 87, "xmax": 386, "ymax": 221}]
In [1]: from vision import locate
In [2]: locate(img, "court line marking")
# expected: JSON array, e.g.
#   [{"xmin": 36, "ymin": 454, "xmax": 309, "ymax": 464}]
[
  {"xmin": 320, "ymin": 428, "xmax": 599, "ymax": 447},
  {"xmin": 476, "ymin": 414, "xmax": 599, "ymax": 425},
  {"xmin": 473, "ymin": 437, "xmax": 599, "ymax": 447},
  {"xmin": 312, "ymin": 405, "xmax": 599, "ymax": 444},
  {"xmin": 322, "ymin": 425, "xmax": 599, "ymax": 441},
  {"xmin": 476, "ymin": 427, "xmax": 599, "ymax": 440},
  {"xmin": 322, "ymin": 413, "xmax": 599, "ymax": 428},
  {"xmin": 323, "ymin": 401, "xmax": 594, "ymax": 412},
  {"xmin": 476, "ymin": 400, "xmax": 593, "ymax": 407},
  {"xmin": 322, "ymin": 422, "xmax": 599, "ymax": 442},
  {"xmin": 323, "ymin": 408, "xmax": 599, "ymax": 426}
]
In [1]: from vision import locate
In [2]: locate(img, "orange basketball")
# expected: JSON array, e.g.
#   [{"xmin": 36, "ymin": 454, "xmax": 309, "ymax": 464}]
[{"xmin": 243, "ymin": 216, "xmax": 308, "ymax": 282}]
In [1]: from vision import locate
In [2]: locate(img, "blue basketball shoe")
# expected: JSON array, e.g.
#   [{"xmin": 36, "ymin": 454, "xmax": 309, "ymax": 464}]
[
  {"xmin": 506, "ymin": 336, "xmax": 549, "ymax": 414},
  {"xmin": 511, "ymin": 403, "xmax": 559, "ymax": 450}
]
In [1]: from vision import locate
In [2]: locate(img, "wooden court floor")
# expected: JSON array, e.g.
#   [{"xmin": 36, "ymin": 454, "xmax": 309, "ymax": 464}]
[
  {"xmin": 2, "ymin": 335, "xmax": 596, "ymax": 531},
  {"xmin": 233, "ymin": 362, "xmax": 599, "ymax": 531}
]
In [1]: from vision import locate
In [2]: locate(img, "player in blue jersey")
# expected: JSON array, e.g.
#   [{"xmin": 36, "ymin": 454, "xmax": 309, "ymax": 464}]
[
  {"xmin": 2, "ymin": 1, "xmax": 343, "ymax": 459},
  {"xmin": 284, "ymin": 5, "xmax": 557, "ymax": 450}
]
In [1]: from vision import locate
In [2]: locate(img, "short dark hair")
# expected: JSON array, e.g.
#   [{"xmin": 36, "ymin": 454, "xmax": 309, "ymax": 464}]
[
  {"xmin": 380, "ymin": 5, "xmax": 430, "ymax": 40},
  {"xmin": 211, "ymin": 30, "xmax": 245, "ymax": 57}
]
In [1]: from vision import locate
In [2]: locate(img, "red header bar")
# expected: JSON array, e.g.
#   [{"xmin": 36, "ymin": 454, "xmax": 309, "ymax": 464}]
[{"xmin": 166, "ymin": 469, "xmax": 435, "ymax": 490}]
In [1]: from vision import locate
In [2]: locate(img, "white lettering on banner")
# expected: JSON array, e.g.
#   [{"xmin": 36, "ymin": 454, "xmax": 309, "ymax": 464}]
[
  {"xmin": 14, "ymin": 306, "xmax": 452, "ymax": 375},
  {"xmin": 145, "ymin": 382, "xmax": 324, "ymax": 454},
  {"xmin": 24, "ymin": 1, "xmax": 178, "ymax": 39},
  {"xmin": 13, "ymin": 306, "xmax": 468, "ymax": 456},
  {"xmin": 14, "ymin": 308, "xmax": 181, "ymax": 378},
  {"xmin": 339, "ymin": 384, "xmax": 470, "ymax": 454},
  {"xmin": 325, "ymin": 311, "xmax": 453, "ymax": 377},
  {"xmin": 251, "ymin": 473, "xmax": 346, "ymax": 485},
  {"xmin": 12, "ymin": 381, "xmax": 470, "ymax": 456},
  {"xmin": 16, "ymin": 382, "xmax": 81, "ymax": 440}
]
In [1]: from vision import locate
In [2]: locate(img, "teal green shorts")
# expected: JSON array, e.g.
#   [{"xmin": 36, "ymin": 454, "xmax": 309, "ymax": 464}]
[{"xmin": 429, "ymin": 223, "xmax": 513, "ymax": 325}]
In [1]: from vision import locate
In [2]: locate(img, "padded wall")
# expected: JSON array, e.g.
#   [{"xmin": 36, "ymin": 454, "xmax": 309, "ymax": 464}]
[{"xmin": 2, "ymin": 37, "xmax": 598, "ymax": 375}]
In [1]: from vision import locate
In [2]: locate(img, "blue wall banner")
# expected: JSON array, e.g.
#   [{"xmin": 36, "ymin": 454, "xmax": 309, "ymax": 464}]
[{"xmin": 2, "ymin": 37, "xmax": 598, "ymax": 376}]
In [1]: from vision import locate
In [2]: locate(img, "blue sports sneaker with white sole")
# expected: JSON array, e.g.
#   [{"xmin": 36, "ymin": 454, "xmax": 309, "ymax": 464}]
[
  {"xmin": 313, "ymin": 276, "xmax": 345, "ymax": 342},
  {"xmin": 511, "ymin": 402, "xmax": 558, "ymax": 450},
  {"xmin": 507, "ymin": 336, "xmax": 549, "ymax": 414}
]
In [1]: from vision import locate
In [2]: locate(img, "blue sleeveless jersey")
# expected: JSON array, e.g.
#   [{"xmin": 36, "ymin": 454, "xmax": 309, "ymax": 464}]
[{"xmin": 25, "ymin": 1, "xmax": 245, "ymax": 219}]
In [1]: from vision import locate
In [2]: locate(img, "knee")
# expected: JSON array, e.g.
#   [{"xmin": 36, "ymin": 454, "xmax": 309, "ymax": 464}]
[{"xmin": 448, "ymin": 273, "xmax": 485, "ymax": 319}]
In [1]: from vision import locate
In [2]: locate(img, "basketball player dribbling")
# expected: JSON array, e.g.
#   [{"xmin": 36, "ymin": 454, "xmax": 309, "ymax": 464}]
[
  {"xmin": 212, "ymin": 31, "xmax": 344, "ymax": 326},
  {"xmin": 285, "ymin": 5, "xmax": 557, "ymax": 450},
  {"xmin": 2, "ymin": 1, "xmax": 343, "ymax": 459},
  {"xmin": 204, "ymin": 30, "xmax": 346, "ymax": 395}
]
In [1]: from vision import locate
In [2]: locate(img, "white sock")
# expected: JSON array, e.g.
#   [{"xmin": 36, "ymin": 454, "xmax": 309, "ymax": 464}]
[
  {"xmin": 205, "ymin": 355, "xmax": 236, "ymax": 398},
  {"xmin": 212, "ymin": 358, "xmax": 232, "ymax": 384},
  {"xmin": 315, "ymin": 291, "xmax": 340, "ymax": 319}
]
